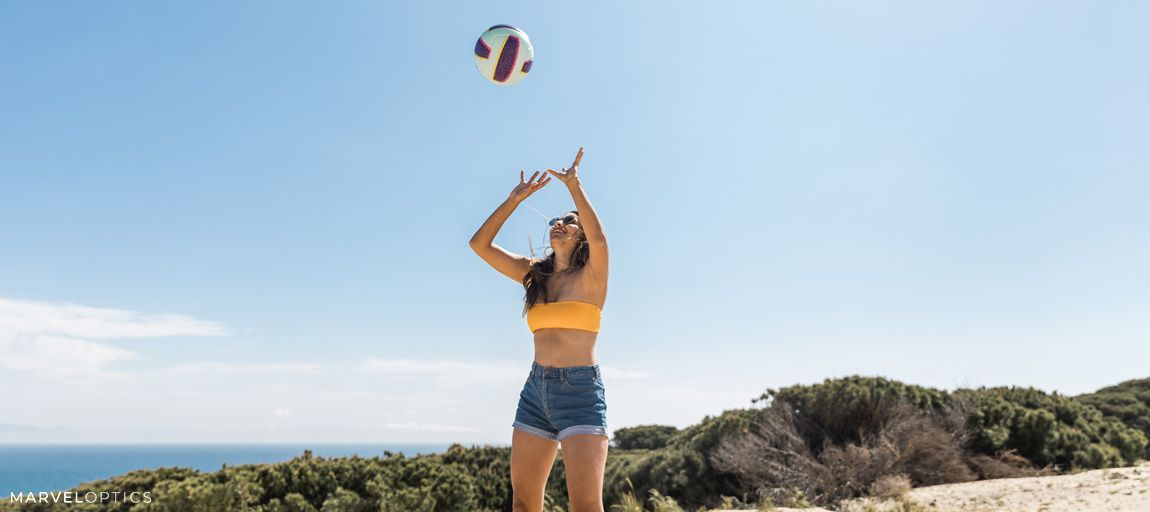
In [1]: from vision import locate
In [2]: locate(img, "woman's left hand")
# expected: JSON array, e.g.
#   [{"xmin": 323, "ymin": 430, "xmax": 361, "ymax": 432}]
[{"xmin": 545, "ymin": 147, "xmax": 583, "ymax": 185}]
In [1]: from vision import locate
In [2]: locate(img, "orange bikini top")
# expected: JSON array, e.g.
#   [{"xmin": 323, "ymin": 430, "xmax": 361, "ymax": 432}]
[{"xmin": 526, "ymin": 300, "xmax": 602, "ymax": 333}]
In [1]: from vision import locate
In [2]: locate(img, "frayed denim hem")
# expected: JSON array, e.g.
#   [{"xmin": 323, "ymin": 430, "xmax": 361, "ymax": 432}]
[
  {"xmin": 557, "ymin": 424, "xmax": 608, "ymax": 441},
  {"xmin": 512, "ymin": 420, "xmax": 558, "ymax": 441}
]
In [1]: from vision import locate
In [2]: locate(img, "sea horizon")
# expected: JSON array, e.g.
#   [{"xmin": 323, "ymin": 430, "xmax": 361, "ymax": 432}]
[{"xmin": 0, "ymin": 442, "xmax": 494, "ymax": 495}]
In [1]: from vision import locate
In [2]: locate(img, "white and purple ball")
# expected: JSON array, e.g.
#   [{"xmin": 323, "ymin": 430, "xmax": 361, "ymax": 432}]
[{"xmin": 474, "ymin": 25, "xmax": 534, "ymax": 86}]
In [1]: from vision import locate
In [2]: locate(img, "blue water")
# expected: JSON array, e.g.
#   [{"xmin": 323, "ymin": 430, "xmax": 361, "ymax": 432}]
[{"xmin": 0, "ymin": 443, "xmax": 465, "ymax": 495}]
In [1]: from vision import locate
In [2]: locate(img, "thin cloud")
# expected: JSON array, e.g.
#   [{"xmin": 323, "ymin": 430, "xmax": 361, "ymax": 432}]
[
  {"xmin": 0, "ymin": 297, "xmax": 229, "ymax": 339},
  {"xmin": 0, "ymin": 296, "xmax": 229, "ymax": 378},
  {"xmin": 160, "ymin": 362, "xmax": 325, "ymax": 375},
  {"xmin": 359, "ymin": 357, "xmax": 523, "ymax": 380},
  {"xmin": 600, "ymin": 365, "xmax": 657, "ymax": 380},
  {"xmin": 382, "ymin": 422, "xmax": 478, "ymax": 433},
  {"xmin": 360, "ymin": 357, "xmax": 657, "ymax": 382},
  {"xmin": 0, "ymin": 334, "xmax": 139, "ymax": 372}
]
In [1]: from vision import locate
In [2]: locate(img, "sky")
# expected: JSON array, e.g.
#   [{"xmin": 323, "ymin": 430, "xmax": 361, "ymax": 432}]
[{"xmin": 1, "ymin": 1, "xmax": 1147, "ymax": 444}]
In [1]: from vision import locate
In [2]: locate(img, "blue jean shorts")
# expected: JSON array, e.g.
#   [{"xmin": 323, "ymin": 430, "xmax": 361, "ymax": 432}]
[{"xmin": 512, "ymin": 361, "xmax": 608, "ymax": 441}]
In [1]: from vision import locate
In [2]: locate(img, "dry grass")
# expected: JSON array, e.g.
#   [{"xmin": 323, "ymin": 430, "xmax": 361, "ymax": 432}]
[
  {"xmin": 705, "ymin": 463, "xmax": 1150, "ymax": 512},
  {"xmin": 710, "ymin": 400, "xmax": 976, "ymax": 507},
  {"xmin": 868, "ymin": 474, "xmax": 912, "ymax": 499},
  {"xmin": 966, "ymin": 450, "xmax": 1059, "ymax": 480},
  {"xmin": 853, "ymin": 496, "xmax": 932, "ymax": 512}
]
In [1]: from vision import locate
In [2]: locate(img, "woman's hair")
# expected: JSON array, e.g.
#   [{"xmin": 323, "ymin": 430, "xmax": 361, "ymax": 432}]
[{"xmin": 521, "ymin": 210, "xmax": 589, "ymax": 316}]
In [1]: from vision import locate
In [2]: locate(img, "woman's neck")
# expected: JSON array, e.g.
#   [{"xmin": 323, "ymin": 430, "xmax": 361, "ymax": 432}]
[{"xmin": 553, "ymin": 252, "xmax": 573, "ymax": 272}]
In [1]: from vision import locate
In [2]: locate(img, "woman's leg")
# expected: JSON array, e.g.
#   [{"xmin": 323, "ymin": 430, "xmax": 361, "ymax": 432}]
[
  {"xmin": 511, "ymin": 428, "xmax": 559, "ymax": 512},
  {"xmin": 560, "ymin": 433, "xmax": 609, "ymax": 512}
]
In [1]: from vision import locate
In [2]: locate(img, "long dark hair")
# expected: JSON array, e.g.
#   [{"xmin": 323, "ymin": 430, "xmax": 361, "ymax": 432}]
[{"xmin": 521, "ymin": 210, "xmax": 590, "ymax": 316}]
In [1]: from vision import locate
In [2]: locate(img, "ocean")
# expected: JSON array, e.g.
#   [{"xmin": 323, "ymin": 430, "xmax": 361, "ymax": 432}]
[{"xmin": 0, "ymin": 443, "xmax": 464, "ymax": 495}]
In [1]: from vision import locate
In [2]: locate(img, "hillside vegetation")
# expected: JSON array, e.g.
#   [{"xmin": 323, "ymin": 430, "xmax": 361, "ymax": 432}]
[{"xmin": 4, "ymin": 376, "xmax": 1146, "ymax": 512}]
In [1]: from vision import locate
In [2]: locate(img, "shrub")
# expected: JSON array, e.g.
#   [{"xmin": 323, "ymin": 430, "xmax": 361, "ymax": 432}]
[
  {"xmin": 1077, "ymin": 378, "xmax": 1150, "ymax": 458},
  {"xmin": 868, "ymin": 474, "xmax": 911, "ymax": 499},
  {"xmin": 711, "ymin": 394, "xmax": 974, "ymax": 507},
  {"xmin": 708, "ymin": 405, "xmax": 829, "ymax": 503},
  {"xmin": 762, "ymin": 376, "xmax": 952, "ymax": 449},
  {"xmin": 647, "ymin": 488, "xmax": 686, "ymax": 512},
  {"xmin": 25, "ymin": 375, "xmax": 1150, "ymax": 512},
  {"xmin": 962, "ymin": 386, "xmax": 1146, "ymax": 468},
  {"xmin": 319, "ymin": 487, "xmax": 373, "ymax": 512},
  {"xmin": 606, "ymin": 445, "xmax": 729, "ymax": 509},
  {"xmin": 965, "ymin": 450, "xmax": 1052, "ymax": 479},
  {"xmin": 613, "ymin": 425, "xmax": 681, "ymax": 450},
  {"xmin": 609, "ymin": 477, "xmax": 644, "ymax": 512}
]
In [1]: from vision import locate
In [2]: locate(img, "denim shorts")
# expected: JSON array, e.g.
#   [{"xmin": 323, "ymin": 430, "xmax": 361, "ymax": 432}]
[{"xmin": 512, "ymin": 361, "xmax": 608, "ymax": 441}]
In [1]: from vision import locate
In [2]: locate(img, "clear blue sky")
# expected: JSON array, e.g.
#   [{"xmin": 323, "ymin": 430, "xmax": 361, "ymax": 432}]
[{"xmin": 1, "ymin": 1, "xmax": 1147, "ymax": 444}]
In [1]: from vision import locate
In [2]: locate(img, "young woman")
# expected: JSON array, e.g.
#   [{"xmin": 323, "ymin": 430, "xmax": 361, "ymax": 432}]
[{"xmin": 468, "ymin": 147, "xmax": 610, "ymax": 512}]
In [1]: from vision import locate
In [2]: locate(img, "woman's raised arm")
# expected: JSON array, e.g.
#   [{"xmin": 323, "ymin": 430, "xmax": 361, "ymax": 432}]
[
  {"xmin": 547, "ymin": 148, "xmax": 608, "ymax": 279},
  {"xmin": 468, "ymin": 170, "xmax": 551, "ymax": 283}
]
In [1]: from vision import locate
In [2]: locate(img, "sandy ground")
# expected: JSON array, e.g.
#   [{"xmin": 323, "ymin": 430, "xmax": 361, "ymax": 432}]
[{"xmin": 712, "ymin": 461, "xmax": 1150, "ymax": 512}]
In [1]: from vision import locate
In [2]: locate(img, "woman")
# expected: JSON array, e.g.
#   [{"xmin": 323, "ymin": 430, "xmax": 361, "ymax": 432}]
[{"xmin": 468, "ymin": 147, "xmax": 610, "ymax": 512}]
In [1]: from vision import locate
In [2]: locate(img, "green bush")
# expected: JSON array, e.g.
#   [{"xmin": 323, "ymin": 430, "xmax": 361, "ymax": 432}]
[
  {"xmin": 763, "ymin": 376, "xmax": 952, "ymax": 448},
  {"xmin": 963, "ymin": 386, "xmax": 1146, "ymax": 468},
  {"xmin": 760, "ymin": 376, "xmax": 1146, "ymax": 469},
  {"xmin": 16, "ymin": 375, "xmax": 1148, "ymax": 512},
  {"xmin": 612, "ymin": 425, "xmax": 680, "ymax": 450},
  {"xmin": 1076, "ymin": 378, "xmax": 1150, "ymax": 458},
  {"xmin": 264, "ymin": 493, "xmax": 317, "ymax": 512},
  {"xmin": 605, "ymin": 445, "xmax": 732, "ymax": 509}
]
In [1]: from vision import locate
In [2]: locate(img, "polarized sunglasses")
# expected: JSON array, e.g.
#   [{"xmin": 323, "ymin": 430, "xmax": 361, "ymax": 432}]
[{"xmin": 548, "ymin": 214, "xmax": 579, "ymax": 226}]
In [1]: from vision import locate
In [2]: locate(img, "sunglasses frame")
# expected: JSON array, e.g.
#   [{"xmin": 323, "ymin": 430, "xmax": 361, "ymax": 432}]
[{"xmin": 548, "ymin": 214, "xmax": 579, "ymax": 227}]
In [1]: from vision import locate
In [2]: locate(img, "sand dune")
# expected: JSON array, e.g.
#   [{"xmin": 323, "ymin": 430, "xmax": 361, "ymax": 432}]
[{"xmin": 713, "ymin": 461, "xmax": 1150, "ymax": 512}]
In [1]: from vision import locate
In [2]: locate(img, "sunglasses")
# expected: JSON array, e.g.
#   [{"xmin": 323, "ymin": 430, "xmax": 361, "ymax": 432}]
[{"xmin": 548, "ymin": 214, "xmax": 579, "ymax": 226}]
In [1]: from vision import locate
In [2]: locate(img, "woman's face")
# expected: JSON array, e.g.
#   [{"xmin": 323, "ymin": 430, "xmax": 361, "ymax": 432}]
[{"xmin": 548, "ymin": 213, "xmax": 581, "ymax": 250}]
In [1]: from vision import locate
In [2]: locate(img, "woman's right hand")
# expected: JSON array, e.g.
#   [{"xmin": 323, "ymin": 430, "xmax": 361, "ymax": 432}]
[{"xmin": 508, "ymin": 169, "xmax": 551, "ymax": 204}]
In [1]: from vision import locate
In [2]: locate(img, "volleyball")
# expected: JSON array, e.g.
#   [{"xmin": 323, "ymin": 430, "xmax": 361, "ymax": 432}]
[{"xmin": 474, "ymin": 25, "xmax": 534, "ymax": 86}]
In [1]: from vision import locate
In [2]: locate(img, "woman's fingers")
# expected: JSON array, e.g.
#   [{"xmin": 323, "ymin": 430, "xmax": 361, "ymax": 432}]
[
  {"xmin": 512, "ymin": 169, "xmax": 555, "ymax": 199},
  {"xmin": 521, "ymin": 152, "xmax": 580, "ymax": 188}
]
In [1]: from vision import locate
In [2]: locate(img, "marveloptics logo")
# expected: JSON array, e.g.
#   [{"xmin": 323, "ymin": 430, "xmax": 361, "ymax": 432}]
[{"xmin": 9, "ymin": 491, "xmax": 152, "ymax": 504}]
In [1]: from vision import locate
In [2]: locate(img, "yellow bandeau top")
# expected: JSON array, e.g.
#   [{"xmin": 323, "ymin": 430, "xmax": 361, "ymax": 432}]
[{"xmin": 526, "ymin": 300, "xmax": 602, "ymax": 333}]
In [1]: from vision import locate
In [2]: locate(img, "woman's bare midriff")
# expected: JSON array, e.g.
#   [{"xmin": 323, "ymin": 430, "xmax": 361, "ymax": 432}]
[
  {"xmin": 533, "ymin": 328, "xmax": 598, "ymax": 367},
  {"xmin": 531, "ymin": 267, "xmax": 604, "ymax": 367}
]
